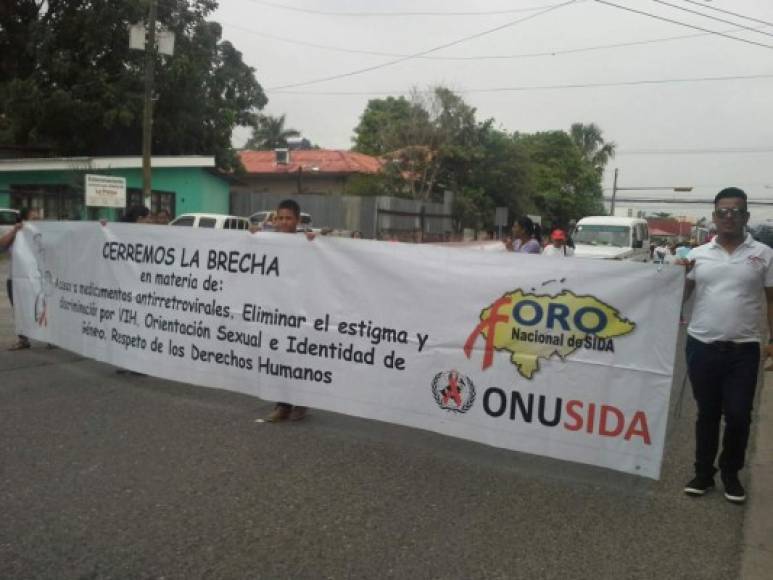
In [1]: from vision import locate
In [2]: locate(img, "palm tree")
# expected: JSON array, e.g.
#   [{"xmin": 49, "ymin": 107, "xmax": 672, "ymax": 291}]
[
  {"xmin": 245, "ymin": 114, "xmax": 300, "ymax": 149},
  {"xmin": 570, "ymin": 122, "xmax": 616, "ymax": 174}
]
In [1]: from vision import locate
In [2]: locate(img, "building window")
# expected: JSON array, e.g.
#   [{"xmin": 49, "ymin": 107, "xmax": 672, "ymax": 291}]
[
  {"xmin": 10, "ymin": 184, "xmax": 83, "ymax": 220},
  {"xmin": 171, "ymin": 215, "xmax": 195, "ymax": 226},
  {"xmin": 125, "ymin": 188, "xmax": 176, "ymax": 219}
]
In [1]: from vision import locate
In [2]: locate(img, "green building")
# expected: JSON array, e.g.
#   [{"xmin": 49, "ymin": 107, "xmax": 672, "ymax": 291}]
[{"xmin": 0, "ymin": 156, "xmax": 229, "ymax": 220}]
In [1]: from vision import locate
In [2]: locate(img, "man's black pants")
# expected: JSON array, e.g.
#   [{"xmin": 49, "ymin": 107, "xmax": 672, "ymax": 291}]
[{"xmin": 685, "ymin": 335, "xmax": 760, "ymax": 477}]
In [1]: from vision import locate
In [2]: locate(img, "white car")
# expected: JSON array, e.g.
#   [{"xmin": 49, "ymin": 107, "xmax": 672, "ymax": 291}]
[
  {"xmin": 572, "ymin": 216, "xmax": 651, "ymax": 261},
  {"xmin": 169, "ymin": 213, "xmax": 250, "ymax": 230},
  {"xmin": 248, "ymin": 210, "xmax": 313, "ymax": 232},
  {"xmin": 0, "ymin": 208, "xmax": 20, "ymax": 238}
]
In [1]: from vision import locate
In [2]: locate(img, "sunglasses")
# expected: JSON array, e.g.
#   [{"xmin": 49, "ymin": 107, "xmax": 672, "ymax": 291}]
[{"xmin": 714, "ymin": 207, "xmax": 747, "ymax": 219}]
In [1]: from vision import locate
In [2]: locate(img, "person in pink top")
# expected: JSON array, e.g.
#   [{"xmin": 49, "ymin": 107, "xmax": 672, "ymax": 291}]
[{"xmin": 506, "ymin": 216, "xmax": 542, "ymax": 254}]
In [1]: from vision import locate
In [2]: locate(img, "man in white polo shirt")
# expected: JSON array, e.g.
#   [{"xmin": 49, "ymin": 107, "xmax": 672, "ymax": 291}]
[{"xmin": 682, "ymin": 187, "xmax": 773, "ymax": 504}]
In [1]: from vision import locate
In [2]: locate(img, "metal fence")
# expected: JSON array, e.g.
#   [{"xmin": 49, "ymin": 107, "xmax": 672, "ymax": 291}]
[{"xmin": 230, "ymin": 191, "xmax": 453, "ymax": 240}]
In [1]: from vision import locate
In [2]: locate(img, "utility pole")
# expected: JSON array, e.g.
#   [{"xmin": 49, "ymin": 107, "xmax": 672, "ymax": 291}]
[
  {"xmin": 610, "ymin": 167, "xmax": 619, "ymax": 216},
  {"xmin": 607, "ymin": 168, "xmax": 693, "ymax": 216},
  {"xmin": 142, "ymin": 0, "xmax": 158, "ymax": 206}
]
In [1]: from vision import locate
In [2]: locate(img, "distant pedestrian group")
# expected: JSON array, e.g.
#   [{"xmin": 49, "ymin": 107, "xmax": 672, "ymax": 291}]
[{"xmin": 506, "ymin": 216, "xmax": 574, "ymax": 257}]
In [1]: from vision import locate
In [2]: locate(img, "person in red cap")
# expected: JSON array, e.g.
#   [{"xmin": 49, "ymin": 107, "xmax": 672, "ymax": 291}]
[{"xmin": 543, "ymin": 229, "xmax": 574, "ymax": 257}]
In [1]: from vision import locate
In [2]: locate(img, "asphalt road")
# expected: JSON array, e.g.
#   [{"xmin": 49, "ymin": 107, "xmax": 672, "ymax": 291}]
[{"xmin": 0, "ymin": 255, "xmax": 752, "ymax": 580}]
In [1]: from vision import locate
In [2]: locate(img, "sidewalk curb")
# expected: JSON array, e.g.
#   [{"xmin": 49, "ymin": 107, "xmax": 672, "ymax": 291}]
[{"xmin": 741, "ymin": 369, "xmax": 773, "ymax": 579}]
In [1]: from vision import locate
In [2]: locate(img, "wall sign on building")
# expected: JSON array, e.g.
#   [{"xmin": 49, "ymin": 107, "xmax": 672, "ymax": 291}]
[{"xmin": 85, "ymin": 174, "xmax": 127, "ymax": 208}]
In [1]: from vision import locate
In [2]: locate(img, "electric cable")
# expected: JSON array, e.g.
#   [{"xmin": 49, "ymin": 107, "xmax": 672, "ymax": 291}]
[
  {"xmin": 593, "ymin": 0, "xmax": 773, "ymax": 49},
  {"xmin": 268, "ymin": 72, "xmax": 773, "ymax": 95},
  {"xmin": 680, "ymin": 0, "xmax": 773, "ymax": 28},
  {"xmin": 219, "ymin": 19, "xmax": 771, "ymax": 61},
  {"xmin": 266, "ymin": 0, "xmax": 580, "ymax": 90},
  {"xmin": 242, "ymin": 0, "xmax": 581, "ymax": 17},
  {"xmin": 650, "ymin": 0, "xmax": 773, "ymax": 39}
]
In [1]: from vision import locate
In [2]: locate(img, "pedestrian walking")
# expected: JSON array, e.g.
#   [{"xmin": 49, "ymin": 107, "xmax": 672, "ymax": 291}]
[{"xmin": 681, "ymin": 187, "xmax": 773, "ymax": 504}]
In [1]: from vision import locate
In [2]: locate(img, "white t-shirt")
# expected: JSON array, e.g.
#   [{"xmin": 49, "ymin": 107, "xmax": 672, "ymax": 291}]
[
  {"xmin": 542, "ymin": 244, "xmax": 574, "ymax": 257},
  {"xmin": 686, "ymin": 234, "xmax": 773, "ymax": 343},
  {"xmin": 654, "ymin": 246, "xmax": 669, "ymax": 263}
]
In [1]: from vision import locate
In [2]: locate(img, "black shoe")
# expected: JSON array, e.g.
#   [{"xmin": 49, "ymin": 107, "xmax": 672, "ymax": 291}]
[
  {"xmin": 684, "ymin": 475, "xmax": 715, "ymax": 496},
  {"xmin": 722, "ymin": 474, "xmax": 746, "ymax": 504}
]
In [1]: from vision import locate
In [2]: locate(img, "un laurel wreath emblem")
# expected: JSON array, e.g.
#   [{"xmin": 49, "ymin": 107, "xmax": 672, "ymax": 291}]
[{"xmin": 431, "ymin": 370, "xmax": 476, "ymax": 414}]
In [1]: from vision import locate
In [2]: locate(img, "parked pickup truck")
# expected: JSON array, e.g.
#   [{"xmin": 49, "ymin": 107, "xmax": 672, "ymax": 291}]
[{"xmin": 169, "ymin": 213, "xmax": 250, "ymax": 230}]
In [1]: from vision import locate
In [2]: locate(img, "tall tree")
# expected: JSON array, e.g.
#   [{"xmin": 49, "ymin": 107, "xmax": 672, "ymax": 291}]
[
  {"xmin": 353, "ymin": 87, "xmax": 484, "ymax": 202},
  {"xmin": 351, "ymin": 87, "xmax": 536, "ymax": 229},
  {"xmin": 516, "ymin": 130, "xmax": 606, "ymax": 226},
  {"xmin": 352, "ymin": 96, "xmax": 421, "ymax": 156},
  {"xmin": 349, "ymin": 88, "xmax": 613, "ymax": 231},
  {"xmin": 244, "ymin": 114, "xmax": 300, "ymax": 150},
  {"xmin": 0, "ymin": 0, "xmax": 267, "ymax": 171},
  {"xmin": 570, "ymin": 122, "xmax": 616, "ymax": 175}
]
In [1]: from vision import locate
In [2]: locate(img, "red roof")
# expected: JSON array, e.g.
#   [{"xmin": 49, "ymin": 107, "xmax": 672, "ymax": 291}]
[{"xmin": 239, "ymin": 150, "xmax": 382, "ymax": 175}]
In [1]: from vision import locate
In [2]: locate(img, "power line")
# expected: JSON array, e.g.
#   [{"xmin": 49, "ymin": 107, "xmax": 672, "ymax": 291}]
[
  {"xmin": 242, "ymin": 0, "xmax": 580, "ymax": 17},
  {"xmin": 220, "ymin": 19, "xmax": 772, "ymax": 61},
  {"xmin": 617, "ymin": 146, "xmax": 773, "ymax": 155},
  {"xmin": 269, "ymin": 72, "xmax": 773, "ymax": 95},
  {"xmin": 680, "ymin": 0, "xmax": 773, "ymax": 28},
  {"xmin": 650, "ymin": 0, "xmax": 773, "ymax": 39},
  {"xmin": 266, "ymin": 0, "xmax": 580, "ymax": 90},
  {"xmin": 593, "ymin": 0, "xmax": 773, "ymax": 50},
  {"xmin": 603, "ymin": 196, "xmax": 773, "ymax": 205}
]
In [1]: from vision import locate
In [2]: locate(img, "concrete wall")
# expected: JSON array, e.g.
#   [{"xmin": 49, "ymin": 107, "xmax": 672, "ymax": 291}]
[
  {"xmin": 231, "ymin": 191, "xmax": 453, "ymax": 239},
  {"xmin": 231, "ymin": 174, "xmax": 349, "ymax": 197}
]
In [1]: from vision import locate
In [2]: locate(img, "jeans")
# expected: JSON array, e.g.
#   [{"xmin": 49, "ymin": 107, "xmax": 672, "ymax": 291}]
[{"xmin": 685, "ymin": 335, "xmax": 760, "ymax": 477}]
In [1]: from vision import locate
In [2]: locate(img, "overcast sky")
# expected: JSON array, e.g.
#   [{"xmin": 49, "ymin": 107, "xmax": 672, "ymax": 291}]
[{"xmin": 212, "ymin": 0, "xmax": 773, "ymax": 222}]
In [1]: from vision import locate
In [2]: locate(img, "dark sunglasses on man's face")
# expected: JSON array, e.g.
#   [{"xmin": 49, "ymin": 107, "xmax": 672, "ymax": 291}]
[{"xmin": 714, "ymin": 207, "xmax": 747, "ymax": 219}]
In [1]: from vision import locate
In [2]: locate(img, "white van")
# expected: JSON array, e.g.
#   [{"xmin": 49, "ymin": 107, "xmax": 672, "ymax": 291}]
[
  {"xmin": 169, "ymin": 213, "xmax": 250, "ymax": 230},
  {"xmin": 572, "ymin": 216, "xmax": 650, "ymax": 261}
]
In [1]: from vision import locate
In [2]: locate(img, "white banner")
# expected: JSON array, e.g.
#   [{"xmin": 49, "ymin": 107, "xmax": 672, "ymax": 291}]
[
  {"xmin": 11, "ymin": 223, "xmax": 684, "ymax": 479},
  {"xmin": 85, "ymin": 174, "xmax": 126, "ymax": 208}
]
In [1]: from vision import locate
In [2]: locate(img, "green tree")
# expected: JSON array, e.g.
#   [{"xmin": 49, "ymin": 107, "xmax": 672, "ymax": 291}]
[
  {"xmin": 352, "ymin": 96, "xmax": 421, "ymax": 156},
  {"xmin": 516, "ymin": 130, "xmax": 605, "ymax": 226},
  {"xmin": 245, "ymin": 114, "xmax": 300, "ymax": 150},
  {"xmin": 0, "ymin": 0, "xmax": 267, "ymax": 171},
  {"xmin": 351, "ymin": 87, "xmax": 537, "ymax": 230},
  {"xmin": 349, "ymin": 88, "xmax": 613, "ymax": 232},
  {"xmin": 570, "ymin": 122, "xmax": 616, "ymax": 175},
  {"xmin": 353, "ymin": 87, "xmax": 486, "ymax": 202},
  {"xmin": 461, "ymin": 127, "xmax": 535, "ymax": 229}
]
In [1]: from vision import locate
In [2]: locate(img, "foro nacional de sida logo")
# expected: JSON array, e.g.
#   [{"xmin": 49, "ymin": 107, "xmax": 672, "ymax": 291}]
[{"xmin": 464, "ymin": 289, "xmax": 636, "ymax": 379}]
